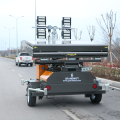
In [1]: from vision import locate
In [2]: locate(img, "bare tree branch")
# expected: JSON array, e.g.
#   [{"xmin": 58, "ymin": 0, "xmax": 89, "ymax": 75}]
[
  {"xmin": 96, "ymin": 18, "xmax": 109, "ymax": 36},
  {"xmin": 72, "ymin": 29, "xmax": 82, "ymax": 40},
  {"xmin": 79, "ymin": 31, "xmax": 82, "ymax": 40},
  {"xmin": 87, "ymin": 25, "xmax": 95, "ymax": 41},
  {"xmin": 96, "ymin": 10, "xmax": 117, "ymax": 65},
  {"xmin": 101, "ymin": 14, "xmax": 109, "ymax": 33}
]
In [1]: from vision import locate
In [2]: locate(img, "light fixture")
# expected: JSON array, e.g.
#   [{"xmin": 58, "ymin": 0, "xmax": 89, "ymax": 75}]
[
  {"xmin": 37, "ymin": 16, "xmax": 46, "ymax": 39},
  {"xmin": 61, "ymin": 17, "xmax": 71, "ymax": 39}
]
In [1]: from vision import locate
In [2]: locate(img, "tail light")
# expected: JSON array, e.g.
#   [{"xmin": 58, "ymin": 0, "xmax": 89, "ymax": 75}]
[
  {"xmin": 32, "ymin": 57, "xmax": 33, "ymax": 60},
  {"xmin": 46, "ymin": 86, "xmax": 51, "ymax": 90},
  {"xmin": 93, "ymin": 84, "xmax": 97, "ymax": 89},
  {"xmin": 20, "ymin": 57, "xmax": 22, "ymax": 60}
]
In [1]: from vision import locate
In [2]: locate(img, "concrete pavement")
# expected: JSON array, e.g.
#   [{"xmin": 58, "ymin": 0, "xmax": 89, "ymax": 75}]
[
  {"xmin": 0, "ymin": 57, "xmax": 120, "ymax": 120},
  {"xmin": 97, "ymin": 77, "xmax": 120, "ymax": 88}
]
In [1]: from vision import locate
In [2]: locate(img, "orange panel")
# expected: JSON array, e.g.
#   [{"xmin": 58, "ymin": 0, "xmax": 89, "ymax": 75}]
[
  {"xmin": 36, "ymin": 65, "xmax": 48, "ymax": 80},
  {"xmin": 40, "ymin": 71, "xmax": 53, "ymax": 82}
]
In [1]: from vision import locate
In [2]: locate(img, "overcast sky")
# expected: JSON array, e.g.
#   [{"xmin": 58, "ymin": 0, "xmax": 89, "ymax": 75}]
[{"xmin": 0, "ymin": 0, "xmax": 120, "ymax": 50}]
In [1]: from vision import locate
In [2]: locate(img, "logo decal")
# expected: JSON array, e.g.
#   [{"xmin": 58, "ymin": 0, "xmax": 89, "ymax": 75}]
[
  {"xmin": 71, "ymin": 73, "xmax": 73, "ymax": 78},
  {"xmin": 63, "ymin": 73, "xmax": 81, "ymax": 82}
]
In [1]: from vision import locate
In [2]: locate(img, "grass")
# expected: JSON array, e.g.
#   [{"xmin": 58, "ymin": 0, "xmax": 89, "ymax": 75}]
[
  {"xmin": 4, "ymin": 56, "xmax": 16, "ymax": 59},
  {"xmin": 91, "ymin": 65, "xmax": 120, "ymax": 82}
]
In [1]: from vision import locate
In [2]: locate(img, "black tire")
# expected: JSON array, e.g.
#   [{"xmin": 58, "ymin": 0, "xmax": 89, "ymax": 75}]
[
  {"xmin": 30, "ymin": 63, "xmax": 33, "ymax": 67},
  {"xmin": 16, "ymin": 62, "xmax": 18, "ymax": 66},
  {"xmin": 26, "ymin": 64, "xmax": 29, "ymax": 67},
  {"xmin": 18, "ymin": 61, "xmax": 21, "ymax": 67},
  {"xmin": 27, "ymin": 86, "xmax": 36, "ymax": 107},
  {"xmin": 90, "ymin": 94, "xmax": 102, "ymax": 104}
]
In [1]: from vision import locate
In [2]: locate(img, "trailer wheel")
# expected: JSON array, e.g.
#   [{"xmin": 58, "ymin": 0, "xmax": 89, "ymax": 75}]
[
  {"xmin": 27, "ymin": 87, "xmax": 36, "ymax": 106},
  {"xmin": 90, "ymin": 94, "xmax": 102, "ymax": 104}
]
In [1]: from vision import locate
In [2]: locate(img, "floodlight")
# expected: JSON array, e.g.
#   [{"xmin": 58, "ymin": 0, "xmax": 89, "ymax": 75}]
[
  {"xmin": 37, "ymin": 28, "xmax": 46, "ymax": 39},
  {"xmin": 62, "ymin": 17, "xmax": 71, "ymax": 27},
  {"xmin": 37, "ymin": 16, "xmax": 46, "ymax": 25},
  {"xmin": 61, "ymin": 30, "xmax": 71, "ymax": 39},
  {"xmin": 61, "ymin": 17, "xmax": 71, "ymax": 39}
]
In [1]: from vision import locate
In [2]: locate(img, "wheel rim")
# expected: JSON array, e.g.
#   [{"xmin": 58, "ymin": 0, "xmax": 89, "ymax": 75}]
[
  {"xmin": 91, "ymin": 94, "xmax": 95, "ymax": 100},
  {"xmin": 27, "ymin": 89, "xmax": 29, "ymax": 103}
]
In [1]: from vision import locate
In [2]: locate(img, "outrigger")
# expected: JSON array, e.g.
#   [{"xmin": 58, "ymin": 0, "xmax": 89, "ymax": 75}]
[{"xmin": 21, "ymin": 17, "xmax": 109, "ymax": 106}]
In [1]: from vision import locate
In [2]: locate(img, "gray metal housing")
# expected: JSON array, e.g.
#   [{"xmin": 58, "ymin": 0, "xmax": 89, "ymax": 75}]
[{"xmin": 24, "ymin": 40, "xmax": 108, "ymax": 58}]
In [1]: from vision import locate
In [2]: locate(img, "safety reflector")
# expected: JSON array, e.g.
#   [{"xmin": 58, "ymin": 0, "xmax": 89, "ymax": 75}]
[
  {"xmin": 93, "ymin": 84, "xmax": 97, "ymax": 89},
  {"xmin": 46, "ymin": 86, "xmax": 51, "ymax": 90}
]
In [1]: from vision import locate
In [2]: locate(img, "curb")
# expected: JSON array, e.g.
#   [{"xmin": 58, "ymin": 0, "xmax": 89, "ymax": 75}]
[{"xmin": 96, "ymin": 77, "xmax": 120, "ymax": 88}]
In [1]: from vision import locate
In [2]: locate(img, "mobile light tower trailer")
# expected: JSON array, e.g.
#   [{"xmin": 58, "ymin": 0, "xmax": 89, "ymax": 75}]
[{"xmin": 21, "ymin": 17, "xmax": 109, "ymax": 106}]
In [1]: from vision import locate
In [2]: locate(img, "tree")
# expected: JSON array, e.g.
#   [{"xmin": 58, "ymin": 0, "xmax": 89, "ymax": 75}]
[
  {"xmin": 72, "ymin": 29, "xmax": 82, "ymax": 40},
  {"xmin": 87, "ymin": 25, "xmax": 95, "ymax": 42},
  {"xmin": 96, "ymin": 10, "xmax": 116, "ymax": 66}
]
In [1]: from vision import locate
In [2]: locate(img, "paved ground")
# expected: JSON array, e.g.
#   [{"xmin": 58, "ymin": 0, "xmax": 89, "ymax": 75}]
[{"xmin": 0, "ymin": 57, "xmax": 120, "ymax": 120}]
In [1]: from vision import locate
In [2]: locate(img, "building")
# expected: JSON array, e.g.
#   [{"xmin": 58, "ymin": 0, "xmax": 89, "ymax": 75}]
[{"xmin": 21, "ymin": 40, "xmax": 26, "ymax": 50}]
